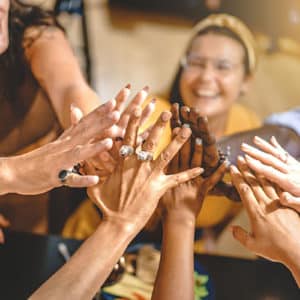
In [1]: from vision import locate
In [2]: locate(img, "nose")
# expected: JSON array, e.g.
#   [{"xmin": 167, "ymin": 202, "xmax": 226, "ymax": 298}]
[{"xmin": 198, "ymin": 64, "xmax": 216, "ymax": 82}]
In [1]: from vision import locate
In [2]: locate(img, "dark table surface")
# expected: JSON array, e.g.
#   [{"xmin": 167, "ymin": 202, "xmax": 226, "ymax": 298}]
[{"xmin": 0, "ymin": 230, "xmax": 299, "ymax": 300}]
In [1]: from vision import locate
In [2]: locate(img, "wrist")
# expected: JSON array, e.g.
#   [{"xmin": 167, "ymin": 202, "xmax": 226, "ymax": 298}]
[
  {"xmin": 163, "ymin": 210, "xmax": 196, "ymax": 228},
  {"xmin": 0, "ymin": 157, "xmax": 16, "ymax": 195},
  {"xmin": 101, "ymin": 215, "xmax": 141, "ymax": 238},
  {"xmin": 280, "ymin": 240, "xmax": 300, "ymax": 284}
]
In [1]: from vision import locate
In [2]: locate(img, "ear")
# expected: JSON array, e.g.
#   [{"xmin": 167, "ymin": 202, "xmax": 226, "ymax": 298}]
[{"xmin": 240, "ymin": 75, "xmax": 253, "ymax": 95}]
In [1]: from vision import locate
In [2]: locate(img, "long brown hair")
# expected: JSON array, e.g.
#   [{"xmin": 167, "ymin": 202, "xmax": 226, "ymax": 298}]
[{"xmin": 0, "ymin": 0, "xmax": 63, "ymax": 105}]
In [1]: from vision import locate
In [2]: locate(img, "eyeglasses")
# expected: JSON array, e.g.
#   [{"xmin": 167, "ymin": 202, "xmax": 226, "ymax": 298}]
[{"xmin": 181, "ymin": 54, "xmax": 243, "ymax": 77}]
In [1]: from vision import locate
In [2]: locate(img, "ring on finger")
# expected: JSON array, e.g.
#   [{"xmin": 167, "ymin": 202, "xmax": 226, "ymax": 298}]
[
  {"xmin": 119, "ymin": 145, "xmax": 134, "ymax": 158},
  {"xmin": 136, "ymin": 149, "xmax": 153, "ymax": 161},
  {"xmin": 58, "ymin": 169, "xmax": 74, "ymax": 184}
]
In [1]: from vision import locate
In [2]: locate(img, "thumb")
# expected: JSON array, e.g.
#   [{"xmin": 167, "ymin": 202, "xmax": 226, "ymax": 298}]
[
  {"xmin": 230, "ymin": 225, "xmax": 254, "ymax": 251},
  {"xmin": 70, "ymin": 104, "xmax": 84, "ymax": 125},
  {"xmin": 166, "ymin": 167, "xmax": 204, "ymax": 190}
]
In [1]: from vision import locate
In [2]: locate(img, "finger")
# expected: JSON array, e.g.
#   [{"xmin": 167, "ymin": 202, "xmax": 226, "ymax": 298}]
[
  {"xmin": 70, "ymin": 104, "xmax": 83, "ymax": 125},
  {"xmin": 197, "ymin": 116, "xmax": 216, "ymax": 144},
  {"xmin": 166, "ymin": 167, "xmax": 204, "ymax": 190},
  {"xmin": 59, "ymin": 99, "xmax": 119, "ymax": 142},
  {"xmin": 139, "ymin": 98, "xmax": 156, "ymax": 126},
  {"xmin": 254, "ymin": 135, "xmax": 294, "ymax": 164},
  {"xmin": 230, "ymin": 165, "xmax": 260, "ymax": 217},
  {"xmin": 170, "ymin": 103, "xmax": 181, "ymax": 128},
  {"xmin": 64, "ymin": 173, "xmax": 100, "ymax": 187},
  {"xmin": 168, "ymin": 128, "xmax": 181, "ymax": 173},
  {"xmin": 118, "ymin": 86, "xmax": 149, "ymax": 130},
  {"xmin": 237, "ymin": 156, "xmax": 271, "ymax": 205},
  {"xmin": 189, "ymin": 107, "xmax": 201, "ymax": 128},
  {"xmin": 179, "ymin": 127, "xmax": 192, "ymax": 171},
  {"xmin": 244, "ymin": 154, "xmax": 288, "ymax": 190},
  {"xmin": 203, "ymin": 142, "xmax": 219, "ymax": 172},
  {"xmin": 65, "ymin": 139, "xmax": 114, "ymax": 167},
  {"xmin": 200, "ymin": 160, "xmax": 228, "ymax": 197},
  {"xmin": 180, "ymin": 106, "xmax": 190, "ymax": 123},
  {"xmin": 191, "ymin": 138, "xmax": 203, "ymax": 168},
  {"xmin": 115, "ymin": 84, "xmax": 131, "ymax": 111},
  {"xmin": 256, "ymin": 175, "xmax": 279, "ymax": 201},
  {"xmin": 241, "ymin": 142, "xmax": 288, "ymax": 173},
  {"xmin": 154, "ymin": 127, "xmax": 192, "ymax": 171},
  {"xmin": 123, "ymin": 108, "xmax": 142, "ymax": 148},
  {"xmin": 98, "ymin": 151, "xmax": 117, "ymax": 173},
  {"xmin": 137, "ymin": 127, "xmax": 151, "ymax": 145},
  {"xmin": 231, "ymin": 225, "xmax": 255, "ymax": 252},
  {"xmin": 142, "ymin": 111, "xmax": 171, "ymax": 153},
  {"xmin": 211, "ymin": 181, "xmax": 241, "ymax": 202},
  {"xmin": 269, "ymin": 136, "xmax": 297, "ymax": 164},
  {"xmin": 280, "ymin": 192, "xmax": 300, "ymax": 212}
]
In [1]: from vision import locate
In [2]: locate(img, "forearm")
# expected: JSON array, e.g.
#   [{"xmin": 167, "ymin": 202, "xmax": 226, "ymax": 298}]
[
  {"xmin": 152, "ymin": 212, "xmax": 195, "ymax": 300},
  {"xmin": 30, "ymin": 219, "xmax": 138, "ymax": 300},
  {"xmin": 282, "ymin": 240, "xmax": 300, "ymax": 287},
  {"xmin": 59, "ymin": 85, "xmax": 101, "ymax": 128},
  {"xmin": 0, "ymin": 157, "xmax": 16, "ymax": 195}
]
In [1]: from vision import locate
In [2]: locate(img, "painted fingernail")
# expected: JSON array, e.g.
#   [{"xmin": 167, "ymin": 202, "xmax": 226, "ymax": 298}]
[{"xmin": 196, "ymin": 138, "xmax": 202, "ymax": 145}]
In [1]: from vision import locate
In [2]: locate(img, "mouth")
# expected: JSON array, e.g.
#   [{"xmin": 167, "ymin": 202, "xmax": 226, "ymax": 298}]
[{"xmin": 192, "ymin": 89, "xmax": 220, "ymax": 100}]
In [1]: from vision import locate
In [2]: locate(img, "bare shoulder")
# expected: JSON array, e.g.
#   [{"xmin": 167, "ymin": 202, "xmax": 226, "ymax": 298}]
[{"xmin": 23, "ymin": 25, "xmax": 65, "ymax": 52}]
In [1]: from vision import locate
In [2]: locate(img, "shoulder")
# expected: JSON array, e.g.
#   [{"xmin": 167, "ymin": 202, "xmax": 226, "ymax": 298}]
[
  {"xmin": 23, "ymin": 25, "xmax": 65, "ymax": 50},
  {"xmin": 265, "ymin": 107, "xmax": 300, "ymax": 135}
]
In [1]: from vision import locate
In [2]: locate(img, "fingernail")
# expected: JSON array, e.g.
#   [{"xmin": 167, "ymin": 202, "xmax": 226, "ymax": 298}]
[
  {"xmin": 151, "ymin": 98, "xmax": 156, "ymax": 104},
  {"xmin": 196, "ymin": 138, "xmax": 202, "ymax": 145},
  {"xmin": 125, "ymin": 83, "xmax": 131, "ymax": 89},
  {"xmin": 241, "ymin": 143, "xmax": 250, "ymax": 149},
  {"xmin": 183, "ymin": 123, "xmax": 190, "ymax": 128},
  {"xmin": 182, "ymin": 106, "xmax": 190, "ymax": 112},
  {"xmin": 180, "ymin": 127, "xmax": 191, "ymax": 138},
  {"xmin": 102, "ymin": 138, "xmax": 113, "ymax": 148}
]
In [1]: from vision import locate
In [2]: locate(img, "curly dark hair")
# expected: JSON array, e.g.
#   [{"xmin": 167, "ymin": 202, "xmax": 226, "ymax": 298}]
[{"xmin": 0, "ymin": 0, "xmax": 62, "ymax": 108}]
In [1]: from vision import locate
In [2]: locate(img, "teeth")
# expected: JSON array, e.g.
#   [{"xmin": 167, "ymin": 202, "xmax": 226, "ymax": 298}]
[{"xmin": 195, "ymin": 91, "xmax": 218, "ymax": 98}]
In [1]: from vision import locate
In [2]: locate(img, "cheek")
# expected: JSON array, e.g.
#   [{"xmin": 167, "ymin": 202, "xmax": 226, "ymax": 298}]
[{"xmin": 221, "ymin": 76, "xmax": 245, "ymax": 102}]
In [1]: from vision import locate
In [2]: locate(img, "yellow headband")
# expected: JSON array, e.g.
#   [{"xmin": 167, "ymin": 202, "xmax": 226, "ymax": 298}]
[{"xmin": 189, "ymin": 14, "xmax": 257, "ymax": 75}]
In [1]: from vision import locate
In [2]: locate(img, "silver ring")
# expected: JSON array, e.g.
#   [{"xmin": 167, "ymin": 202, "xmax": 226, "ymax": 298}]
[
  {"xmin": 136, "ymin": 150, "xmax": 153, "ymax": 161},
  {"xmin": 119, "ymin": 145, "xmax": 134, "ymax": 157},
  {"xmin": 58, "ymin": 169, "xmax": 73, "ymax": 184}
]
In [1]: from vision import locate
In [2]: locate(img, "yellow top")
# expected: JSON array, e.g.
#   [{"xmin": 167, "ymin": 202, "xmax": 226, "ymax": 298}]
[{"xmin": 62, "ymin": 97, "xmax": 260, "ymax": 239}]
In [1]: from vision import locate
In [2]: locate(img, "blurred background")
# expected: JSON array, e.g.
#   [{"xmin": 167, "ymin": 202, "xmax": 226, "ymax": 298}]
[{"xmin": 29, "ymin": 0, "xmax": 300, "ymax": 119}]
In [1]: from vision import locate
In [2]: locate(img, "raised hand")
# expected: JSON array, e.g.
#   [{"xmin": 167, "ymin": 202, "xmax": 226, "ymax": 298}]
[
  {"xmin": 241, "ymin": 136, "xmax": 300, "ymax": 209},
  {"xmin": 87, "ymin": 109, "xmax": 202, "ymax": 231},
  {"xmin": 230, "ymin": 158, "xmax": 300, "ymax": 287},
  {"xmin": 0, "ymin": 98, "xmax": 121, "ymax": 195}
]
